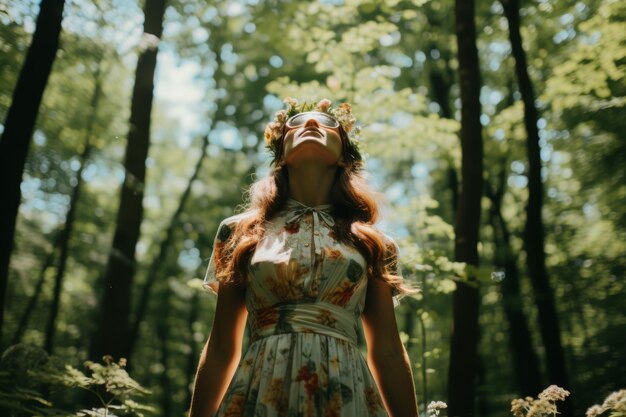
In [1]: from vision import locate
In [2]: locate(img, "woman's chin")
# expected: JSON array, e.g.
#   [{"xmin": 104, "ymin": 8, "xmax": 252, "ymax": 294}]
[
  {"xmin": 292, "ymin": 135, "xmax": 327, "ymax": 148},
  {"xmin": 285, "ymin": 145, "xmax": 340, "ymax": 166}
]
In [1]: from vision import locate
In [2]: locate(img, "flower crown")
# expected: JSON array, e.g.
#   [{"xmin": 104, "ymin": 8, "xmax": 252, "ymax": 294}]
[{"xmin": 264, "ymin": 97, "xmax": 363, "ymax": 168}]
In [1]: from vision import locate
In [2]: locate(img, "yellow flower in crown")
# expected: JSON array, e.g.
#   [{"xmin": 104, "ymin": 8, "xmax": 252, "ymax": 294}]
[{"xmin": 264, "ymin": 97, "xmax": 363, "ymax": 168}]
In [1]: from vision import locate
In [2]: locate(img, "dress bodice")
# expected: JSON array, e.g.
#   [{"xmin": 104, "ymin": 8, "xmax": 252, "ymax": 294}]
[{"xmin": 204, "ymin": 199, "xmax": 369, "ymax": 345}]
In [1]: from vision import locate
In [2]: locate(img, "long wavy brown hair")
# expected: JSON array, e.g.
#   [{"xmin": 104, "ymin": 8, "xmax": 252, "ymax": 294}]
[{"xmin": 216, "ymin": 126, "xmax": 413, "ymax": 298}]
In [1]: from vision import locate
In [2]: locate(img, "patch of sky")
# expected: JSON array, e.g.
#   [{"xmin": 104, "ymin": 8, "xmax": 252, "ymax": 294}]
[
  {"xmin": 154, "ymin": 52, "xmax": 204, "ymax": 149},
  {"xmin": 246, "ymin": 134, "xmax": 259, "ymax": 148},
  {"xmin": 255, "ymin": 164, "xmax": 270, "ymax": 179},
  {"xmin": 498, "ymin": 16, "xmax": 509, "ymax": 31},
  {"xmin": 384, "ymin": 52, "xmax": 413, "ymax": 68},
  {"xmin": 494, "ymin": 129, "xmax": 505, "ymax": 141},
  {"xmin": 508, "ymin": 175, "xmax": 528, "ymax": 188},
  {"xmin": 264, "ymin": 94, "xmax": 284, "ymax": 113},
  {"xmin": 511, "ymin": 160, "xmax": 525, "ymax": 174},
  {"xmin": 562, "ymin": 168, "xmax": 572, "ymax": 179},
  {"xmin": 269, "ymin": 55, "xmax": 284, "ymax": 68},
  {"xmin": 144, "ymin": 195, "xmax": 161, "ymax": 210},
  {"xmin": 244, "ymin": 22, "xmax": 256, "ymax": 33},
  {"xmin": 390, "ymin": 112, "xmax": 413, "ymax": 128},
  {"xmin": 385, "ymin": 183, "xmax": 405, "ymax": 201},
  {"xmin": 540, "ymin": 145, "xmax": 552, "ymax": 162},
  {"xmin": 537, "ymin": 118, "xmax": 547, "ymax": 129},
  {"xmin": 220, "ymin": 43, "xmax": 238, "ymax": 63},
  {"xmin": 582, "ymin": 203, "xmax": 596, "ymax": 217},
  {"xmin": 34, "ymin": 130, "xmax": 46, "ymax": 146},
  {"xmin": 115, "ymin": 166, "xmax": 125, "ymax": 184},
  {"xmin": 415, "ymin": 51, "xmax": 427, "ymax": 63},
  {"xmin": 428, "ymin": 102, "xmax": 441, "ymax": 114},
  {"xmin": 226, "ymin": 2, "xmax": 245, "ymax": 17},
  {"xmin": 489, "ymin": 90, "xmax": 503, "ymax": 105},
  {"xmin": 207, "ymin": 144, "xmax": 221, "ymax": 157},
  {"xmin": 225, "ymin": 105, "xmax": 237, "ymax": 116},
  {"xmin": 83, "ymin": 163, "xmax": 98, "ymax": 182},
  {"xmin": 489, "ymin": 40, "xmax": 511, "ymax": 55},
  {"xmin": 39, "ymin": 159, "xmax": 50, "ymax": 174},
  {"xmin": 411, "ymin": 163, "xmax": 429, "ymax": 179},
  {"xmin": 553, "ymin": 28, "xmax": 576, "ymax": 44},
  {"xmin": 182, "ymin": 3, "xmax": 197, "ymax": 14},
  {"xmin": 488, "ymin": 59, "xmax": 501, "ymax": 71},
  {"xmin": 548, "ymin": 187, "xmax": 558, "ymax": 198},
  {"xmin": 50, "ymin": 192, "xmax": 70, "ymax": 210},
  {"xmin": 45, "ymin": 177, "xmax": 57, "ymax": 189},
  {"xmin": 368, "ymin": 122, "xmax": 387, "ymax": 134},
  {"xmin": 559, "ymin": 13, "xmax": 574, "ymax": 25},
  {"xmin": 210, "ymin": 122, "xmax": 243, "ymax": 151},
  {"xmin": 192, "ymin": 27, "xmax": 209, "ymax": 43},
  {"xmin": 480, "ymin": 114, "xmax": 490, "ymax": 126},
  {"xmin": 490, "ymin": 2, "xmax": 503, "ymax": 14},
  {"xmin": 430, "ymin": 49, "xmax": 440, "ymax": 59},
  {"xmin": 203, "ymin": 6, "xmax": 219, "ymax": 22},
  {"xmin": 70, "ymin": 159, "xmax": 81, "ymax": 172},
  {"xmin": 380, "ymin": 31, "xmax": 401, "ymax": 47}
]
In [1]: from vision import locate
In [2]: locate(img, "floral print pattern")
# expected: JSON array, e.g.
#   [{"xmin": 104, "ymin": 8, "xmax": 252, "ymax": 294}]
[{"xmin": 203, "ymin": 200, "xmax": 401, "ymax": 416}]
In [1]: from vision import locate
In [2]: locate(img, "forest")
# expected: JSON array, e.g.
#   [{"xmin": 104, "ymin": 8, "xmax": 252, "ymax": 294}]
[{"xmin": 0, "ymin": 0, "xmax": 624, "ymax": 416}]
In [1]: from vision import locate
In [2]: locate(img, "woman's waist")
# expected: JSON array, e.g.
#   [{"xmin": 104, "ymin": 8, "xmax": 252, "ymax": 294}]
[{"xmin": 248, "ymin": 302, "xmax": 359, "ymax": 345}]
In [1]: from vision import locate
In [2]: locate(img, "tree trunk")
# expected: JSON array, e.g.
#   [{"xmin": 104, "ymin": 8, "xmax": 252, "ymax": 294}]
[
  {"xmin": 12, "ymin": 231, "xmax": 61, "ymax": 345},
  {"xmin": 128, "ymin": 135, "xmax": 209, "ymax": 361},
  {"xmin": 0, "ymin": 0, "xmax": 65, "ymax": 346},
  {"xmin": 89, "ymin": 0, "xmax": 167, "ymax": 362},
  {"xmin": 502, "ymin": 1, "xmax": 572, "ymax": 413},
  {"xmin": 486, "ymin": 168, "xmax": 543, "ymax": 397},
  {"xmin": 44, "ymin": 63, "xmax": 102, "ymax": 355},
  {"xmin": 448, "ymin": 1, "xmax": 484, "ymax": 416}
]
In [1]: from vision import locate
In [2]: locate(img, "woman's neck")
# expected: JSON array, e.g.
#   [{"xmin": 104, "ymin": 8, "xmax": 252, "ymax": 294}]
[{"xmin": 286, "ymin": 161, "xmax": 338, "ymax": 207}]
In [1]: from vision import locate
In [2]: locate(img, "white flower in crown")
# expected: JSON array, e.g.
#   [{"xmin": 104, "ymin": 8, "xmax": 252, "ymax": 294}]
[
  {"xmin": 331, "ymin": 102, "xmax": 356, "ymax": 133},
  {"xmin": 283, "ymin": 97, "xmax": 298, "ymax": 108},
  {"xmin": 316, "ymin": 98, "xmax": 332, "ymax": 112}
]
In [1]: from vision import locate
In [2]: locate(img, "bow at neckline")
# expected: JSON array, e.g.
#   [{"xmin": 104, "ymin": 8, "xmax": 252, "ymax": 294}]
[{"xmin": 285, "ymin": 198, "xmax": 335, "ymax": 255}]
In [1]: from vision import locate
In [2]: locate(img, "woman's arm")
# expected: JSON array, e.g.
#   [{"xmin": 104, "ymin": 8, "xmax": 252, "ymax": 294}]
[
  {"xmin": 189, "ymin": 283, "xmax": 248, "ymax": 417},
  {"xmin": 362, "ymin": 276, "xmax": 419, "ymax": 417}
]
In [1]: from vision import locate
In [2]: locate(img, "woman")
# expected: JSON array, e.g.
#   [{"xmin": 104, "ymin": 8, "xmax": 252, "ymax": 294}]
[{"xmin": 189, "ymin": 98, "xmax": 419, "ymax": 417}]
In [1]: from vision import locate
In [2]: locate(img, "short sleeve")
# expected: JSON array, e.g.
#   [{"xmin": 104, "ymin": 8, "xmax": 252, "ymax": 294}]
[{"xmin": 202, "ymin": 219, "xmax": 236, "ymax": 295}]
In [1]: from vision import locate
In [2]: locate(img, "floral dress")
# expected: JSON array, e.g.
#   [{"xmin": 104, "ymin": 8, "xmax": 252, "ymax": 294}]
[{"xmin": 203, "ymin": 199, "xmax": 407, "ymax": 417}]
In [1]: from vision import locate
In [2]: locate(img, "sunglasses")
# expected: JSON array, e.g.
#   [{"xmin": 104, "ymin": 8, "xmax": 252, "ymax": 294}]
[{"xmin": 285, "ymin": 112, "xmax": 340, "ymax": 129}]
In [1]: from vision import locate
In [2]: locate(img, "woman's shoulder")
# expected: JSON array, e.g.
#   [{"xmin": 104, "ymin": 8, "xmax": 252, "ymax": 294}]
[{"xmin": 213, "ymin": 210, "xmax": 259, "ymax": 241}]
